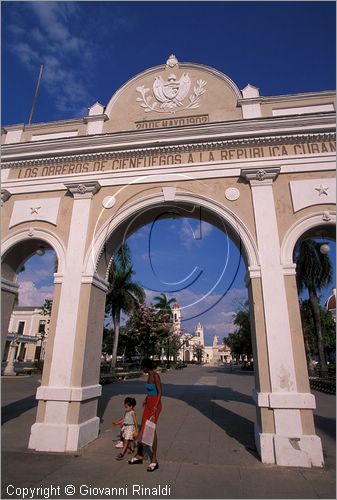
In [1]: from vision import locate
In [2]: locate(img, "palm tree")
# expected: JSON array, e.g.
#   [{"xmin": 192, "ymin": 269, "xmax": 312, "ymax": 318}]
[
  {"xmin": 153, "ymin": 293, "xmax": 176, "ymax": 316},
  {"xmin": 106, "ymin": 245, "xmax": 145, "ymax": 369},
  {"xmin": 294, "ymin": 239, "xmax": 333, "ymax": 374},
  {"xmin": 153, "ymin": 293, "xmax": 177, "ymax": 367}
]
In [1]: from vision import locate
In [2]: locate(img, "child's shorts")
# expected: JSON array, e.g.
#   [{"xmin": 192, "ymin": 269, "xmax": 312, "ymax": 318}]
[{"xmin": 121, "ymin": 424, "xmax": 135, "ymax": 441}]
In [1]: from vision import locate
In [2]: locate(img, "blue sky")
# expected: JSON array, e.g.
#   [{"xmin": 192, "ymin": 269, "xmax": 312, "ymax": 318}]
[
  {"xmin": 2, "ymin": 1, "xmax": 336, "ymax": 124},
  {"xmin": 5, "ymin": 2, "xmax": 336, "ymax": 344}
]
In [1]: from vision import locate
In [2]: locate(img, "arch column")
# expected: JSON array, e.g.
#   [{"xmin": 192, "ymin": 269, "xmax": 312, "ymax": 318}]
[
  {"xmin": 29, "ymin": 181, "xmax": 109, "ymax": 452},
  {"xmin": 242, "ymin": 168, "xmax": 324, "ymax": 468}
]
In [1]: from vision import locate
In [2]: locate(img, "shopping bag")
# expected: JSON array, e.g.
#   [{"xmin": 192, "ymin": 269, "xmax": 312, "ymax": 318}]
[{"xmin": 141, "ymin": 419, "xmax": 156, "ymax": 447}]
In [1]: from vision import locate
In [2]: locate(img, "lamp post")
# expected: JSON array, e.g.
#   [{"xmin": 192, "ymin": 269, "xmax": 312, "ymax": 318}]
[
  {"xmin": 4, "ymin": 332, "xmax": 19, "ymax": 376},
  {"xmin": 38, "ymin": 330, "xmax": 46, "ymax": 362}
]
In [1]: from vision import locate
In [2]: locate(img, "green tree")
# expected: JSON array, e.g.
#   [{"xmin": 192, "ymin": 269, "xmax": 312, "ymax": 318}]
[
  {"xmin": 105, "ymin": 244, "xmax": 145, "ymax": 369},
  {"xmin": 295, "ymin": 239, "xmax": 333, "ymax": 374},
  {"xmin": 153, "ymin": 293, "xmax": 176, "ymax": 315},
  {"xmin": 125, "ymin": 304, "xmax": 173, "ymax": 360},
  {"xmin": 300, "ymin": 299, "xmax": 336, "ymax": 367},
  {"xmin": 193, "ymin": 343, "xmax": 205, "ymax": 363},
  {"xmin": 40, "ymin": 298, "xmax": 53, "ymax": 317},
  {"xmin": 224, "ymin": 302, "xmax": 252, "ymax": 361},
  {"xmin": 153, "ymin": 293, "xmax": 177, "ymax": 367}
]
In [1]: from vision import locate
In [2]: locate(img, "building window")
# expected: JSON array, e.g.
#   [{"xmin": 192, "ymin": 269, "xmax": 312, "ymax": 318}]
[
  {"xmin": 17, "ymin": 321, "xmax": 25, "ymax": 335},
  {"xmin": 2, "ymin": 341, "xmax": 11, "ymax": 362},
  {"xmin": 38, "ymin": 321, "xmax": 46, "ymax": 334},
  {"xmin": 18, "ymin": 343, "xmax": 26, "ymax": 361}
]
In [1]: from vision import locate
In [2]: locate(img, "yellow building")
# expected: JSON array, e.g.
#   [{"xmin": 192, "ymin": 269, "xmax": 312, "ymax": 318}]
[{"xmin": 2, "ymin": 306, "xmax": 49, "ymax": 364}]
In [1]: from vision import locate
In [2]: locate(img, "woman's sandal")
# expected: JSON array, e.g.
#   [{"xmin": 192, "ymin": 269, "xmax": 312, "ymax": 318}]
[
  {"xmin": 147, "ymin": 462, "xmax": 159, "ymax": 472},
  {"xmin": 116, "ymin": 453, "xmax": 125, "ymax": 461},
  {"xmin": 128, "ymin": 457, "xmax": 143, "ymax": 464}
]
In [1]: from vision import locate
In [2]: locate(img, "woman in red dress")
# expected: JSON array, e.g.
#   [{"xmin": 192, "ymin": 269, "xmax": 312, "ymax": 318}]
[{"xmin": 128, "ymin": 358, "xmax": 162, "ymax": 471}]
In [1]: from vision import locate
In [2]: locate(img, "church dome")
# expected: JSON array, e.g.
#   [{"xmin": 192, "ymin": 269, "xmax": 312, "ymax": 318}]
[{"xmin": 325, "ymin": 288, "xmax": 336, "ymax": 312}]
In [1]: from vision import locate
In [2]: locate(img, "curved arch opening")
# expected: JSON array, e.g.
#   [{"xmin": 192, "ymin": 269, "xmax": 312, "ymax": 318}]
[
  {"xmin": 98, "ymin": 198, "xmax": 255, "ymax": 376},
  {"xmin": 90, "ymin": 197, "xmax": 258, "ymax": 280},
  {"xmin": 292, "ymin": 223, "xmax": 336, "ymax": 374},
  {"xmin": 1, "ymin": 237, "xmax": 58, "ymax": 372}
]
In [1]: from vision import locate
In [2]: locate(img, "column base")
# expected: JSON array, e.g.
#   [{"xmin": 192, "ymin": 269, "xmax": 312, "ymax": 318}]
[
  {"xmin": 28, "ymin": 416, "xmax": 100, "ymax": 452},
  {"xmin": 254, "ymin": 424, "xmax": 324, "ymax": 467}
]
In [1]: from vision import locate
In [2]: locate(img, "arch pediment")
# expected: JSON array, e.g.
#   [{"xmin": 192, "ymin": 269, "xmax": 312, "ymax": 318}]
[{"xmin": 104, "ymin": 55, "xmax": 242, "ymax": 133}]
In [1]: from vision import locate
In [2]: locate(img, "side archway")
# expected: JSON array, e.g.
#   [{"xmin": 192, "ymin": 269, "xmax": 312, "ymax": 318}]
[
  {"xmin": 281, "ymin": 211, "xmax": 336, "ymax": 267},
  {"xmin": 1, "ymin": 227, "xmax": 67, "ymax": 278},
  {"xmin": 1, "ymin": 227, "xmax": 66, "ymax": 361}
]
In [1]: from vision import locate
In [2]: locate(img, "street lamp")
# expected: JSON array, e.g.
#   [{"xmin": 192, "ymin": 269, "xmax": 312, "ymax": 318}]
[
  {"xmin": 38, "ymin": 331, "xmax": 46, "ymax": 362},
  {"xmin": 319, "ymin": 243, "xmax": 330, "ymax": 254},
  {"xmin": 36, "ymin": 246, "xmax": 45, "ymax": 256},
  {"xmin": 4, "ymin": 332, "xmax": 19, "ymax": 376}
]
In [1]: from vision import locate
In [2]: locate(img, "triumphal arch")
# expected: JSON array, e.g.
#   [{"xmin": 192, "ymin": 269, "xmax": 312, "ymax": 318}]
[{"xmin": 1, "ymin": 55, "xmax": 336, "ymax": 467}]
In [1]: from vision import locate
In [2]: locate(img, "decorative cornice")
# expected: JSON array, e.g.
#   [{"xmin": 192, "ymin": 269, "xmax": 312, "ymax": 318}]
[
  {"xmin": 64, "ymin": 181, "xmax": 101, "ymax": 199},
  {"xmin": 1, "ymin": 112, "xmax": 335, "ymax": 164},
  {"xmin": 241, "ymin": 167, "xmax": 281, "ymax": 185},
  {"xmin": 83, "ymin": 114, "xmax": 109, "ymax": 124},
  {"xmin": 1, "ymin": 131, "xmax": 335, "ymax": 170},
  {"xmin": 260, "ymin": 90, "xmax": 336, "ymax": 104}
]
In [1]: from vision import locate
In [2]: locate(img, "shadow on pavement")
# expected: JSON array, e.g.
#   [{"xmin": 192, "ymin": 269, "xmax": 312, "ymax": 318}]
[
  {"xmin": 1, "ymin": 394, "xmax": 37, "ymax": 425},
  {"xmin": 314, "ymin": 414, "xmax": 336, "ymax": 440},
  {"xmin": 97, "ymin": 379, "xmax": 258, "ymax": 459}
]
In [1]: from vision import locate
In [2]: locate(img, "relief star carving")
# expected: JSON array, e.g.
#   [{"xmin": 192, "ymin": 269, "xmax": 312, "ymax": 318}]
[
  {"xmin": 30, "ymin": 206, "xmax": 41, "ymax": 214},
  {"xmin": 315, "ymin": 184, "xmax": 329, "ymax": 196}
]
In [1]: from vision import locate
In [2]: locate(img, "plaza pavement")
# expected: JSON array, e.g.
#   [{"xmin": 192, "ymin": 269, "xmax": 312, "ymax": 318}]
[{"xmin": 1, "ymin": 364, "xmax": 336, "ymax": 499}]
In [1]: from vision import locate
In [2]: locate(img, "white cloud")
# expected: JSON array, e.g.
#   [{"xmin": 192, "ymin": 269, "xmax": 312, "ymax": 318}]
[
  {"xmin": 8, "ymin": 2, "xmax": 93, "ymax": 116},
  {"xmin": 18, "ymin": 281, "xmax": 53, "ymax": 307},
  {"xmin": 9, "ymin": 42, "xmax": 40, "ymax": 70},
  {"xmin": 16, "ymin": 250, "xmax": 57, "ymax": 284},
  {"xmin": 179, "ymin": 220, "xmax": 213, "ymax": 249}
]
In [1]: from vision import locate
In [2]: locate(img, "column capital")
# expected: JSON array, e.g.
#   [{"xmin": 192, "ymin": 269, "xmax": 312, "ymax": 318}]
[
  {"xmin": 1, "ymin": 189, "xmax": 11, "ymax": 206},
  {"xmin": 81, "ymin": 273, "xmax": 110, "ymax": 293},
  {"xmin": 244, "ymin": 265, "xmax": 261, "ymax": 286},
  {"xmin": 241, "ymin": 167, "xmax": 280, "ymax": 186},
  {"xmin": 64, "ymin": 181, "xmax": 101, "ymax": 199},
  {"xmin": 282, "ymin": 263, "xmax": 297, "ymax": 276},
  {"xmin": 1, "ymin": 278, "xmax": 20, "ymax": 294}
]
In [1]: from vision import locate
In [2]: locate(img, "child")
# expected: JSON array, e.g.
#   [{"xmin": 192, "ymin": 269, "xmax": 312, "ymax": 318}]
[{"xmin": 112, "ymin": 397, "xmax": 138, "ymax": 460}]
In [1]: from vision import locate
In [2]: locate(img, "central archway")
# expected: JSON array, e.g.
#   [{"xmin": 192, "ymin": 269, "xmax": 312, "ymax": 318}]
[{"xmin": 84, "ymin": 191, "xmax": 260, "ymax": 279}]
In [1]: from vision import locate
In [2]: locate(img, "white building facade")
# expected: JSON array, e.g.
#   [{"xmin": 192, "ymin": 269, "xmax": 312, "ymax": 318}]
[
  {"xmin": 3, "ymin": 306, "xmax": 49, "ymax": 365},
  {"xmin": 204, "ymin": 335, "xmax": 233, "ymax": 365}
]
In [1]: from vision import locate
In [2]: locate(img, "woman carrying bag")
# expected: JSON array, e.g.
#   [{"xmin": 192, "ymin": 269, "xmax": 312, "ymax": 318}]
[{"xmin": 128, "ymin": 358, "xmax": 162, "ymax": 472}]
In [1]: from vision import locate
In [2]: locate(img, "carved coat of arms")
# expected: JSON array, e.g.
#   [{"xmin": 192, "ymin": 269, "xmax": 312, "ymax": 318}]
[{"xmin": 136, "ymin": 70, "xmax": 207, "ymax": 114}]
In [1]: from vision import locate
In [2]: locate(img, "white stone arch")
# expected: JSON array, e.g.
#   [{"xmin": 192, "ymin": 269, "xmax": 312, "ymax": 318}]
[
  {"xmin": 83, "ymin": 191, "xmax": 260, "ymax": 277},
  {"xmin": 281, "ymin": 211, "xmax": 336, "ymax": 267},
  {"xmin": 1, "ymin": 227, "xmax": 67, "ymax": 277}
]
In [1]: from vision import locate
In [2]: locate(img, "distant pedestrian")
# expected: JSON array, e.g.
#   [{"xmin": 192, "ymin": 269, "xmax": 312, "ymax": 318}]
[
  {"xmin": 128, "ymin": 359, "xmax": 162, "ymax": 472},
  {"xmin": 112, "ymin": 397, "xmax": 138, "ymax": 460}
]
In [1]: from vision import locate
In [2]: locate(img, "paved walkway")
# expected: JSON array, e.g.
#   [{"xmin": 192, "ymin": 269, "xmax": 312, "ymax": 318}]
[{"xmin": 1, "ymin": 365, "xmax": 336, "ymax": 499}]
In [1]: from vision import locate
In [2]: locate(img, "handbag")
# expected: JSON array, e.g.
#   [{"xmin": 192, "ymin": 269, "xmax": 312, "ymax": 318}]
[{"xmin": 141, "ymin": 419, "xmax": 156, "ymax": 446}]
